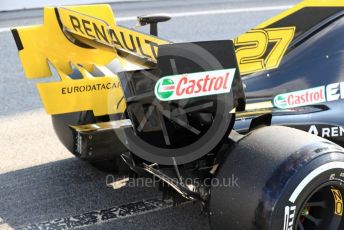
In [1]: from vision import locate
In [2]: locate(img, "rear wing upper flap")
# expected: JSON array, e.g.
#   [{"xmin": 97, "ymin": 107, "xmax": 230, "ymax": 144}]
[
  {"xmin": 12, "ymin": 6, "xmax": 117, "ymax": 79},
  {"xmin": 13, "ymin": 4, "xmax": 169, "ymax": 80},
  {"xmin": 58, "ymin": 6, "xmax": 169, "ymax": 61}
]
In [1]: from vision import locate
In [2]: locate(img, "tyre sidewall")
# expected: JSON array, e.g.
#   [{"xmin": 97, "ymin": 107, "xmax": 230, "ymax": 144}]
[{"xmin": 269, "ymin": 153, "xmax": 344, "ymax": 230}]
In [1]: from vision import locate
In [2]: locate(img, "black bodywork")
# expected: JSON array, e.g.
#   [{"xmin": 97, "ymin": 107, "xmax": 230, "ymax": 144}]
[{"xmin": 235, "ymin": 14, "xmax": 344, "ymax": 146}]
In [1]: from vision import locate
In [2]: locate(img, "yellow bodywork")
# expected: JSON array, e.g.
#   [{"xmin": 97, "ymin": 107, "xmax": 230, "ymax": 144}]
[
  {"xmin": 234, "ymin": 0, "xmax": 344, "ymax": 75},
  {"xmin": 13, "ymin": 0, "xmax": 344, "ymax": 116},
  {"xmin": 15, "ymin": 5, "xmax": 167, "ymax": 116}
]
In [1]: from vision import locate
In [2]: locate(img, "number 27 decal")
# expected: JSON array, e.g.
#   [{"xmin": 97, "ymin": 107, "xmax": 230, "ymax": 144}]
[{"xmin": 234, "ymin": 27, "xmax": 295, "ymax": 75}]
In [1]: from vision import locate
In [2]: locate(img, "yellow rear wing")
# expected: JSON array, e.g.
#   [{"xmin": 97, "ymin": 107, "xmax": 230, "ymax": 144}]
[{"xmin": 12, "ymin": 5, "xmax": 168, "ymax": 116}]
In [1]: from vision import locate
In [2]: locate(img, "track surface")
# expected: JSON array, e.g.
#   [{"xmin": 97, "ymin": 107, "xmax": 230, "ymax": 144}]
[{"xmin": 0, "ymin": 0, "xmax": 298, "ymax": 229}]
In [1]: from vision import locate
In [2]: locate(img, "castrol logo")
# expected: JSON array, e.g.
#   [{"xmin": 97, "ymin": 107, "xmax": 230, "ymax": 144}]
[{"xmin": 154, "ymin": 69, "xmax": 236, "ymax": 101}]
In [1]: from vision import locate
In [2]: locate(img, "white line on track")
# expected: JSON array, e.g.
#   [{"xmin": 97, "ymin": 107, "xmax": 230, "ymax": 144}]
[
  {"xmin": 0, "ymin": 27, "xmax": 10, "ymax": 33},
  {"xmin": 116, "ymin": 5, "xmax": 293, "ymax": 21},
  {"xmin": 0, "ymin": 5, "xmax": 292, "ymax": 33}
]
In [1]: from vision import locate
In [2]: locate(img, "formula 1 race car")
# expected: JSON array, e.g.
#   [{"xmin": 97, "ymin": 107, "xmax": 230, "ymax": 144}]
[{"xmin": 12, "ymin": 0, "xmax": 344, "ymax": 229}]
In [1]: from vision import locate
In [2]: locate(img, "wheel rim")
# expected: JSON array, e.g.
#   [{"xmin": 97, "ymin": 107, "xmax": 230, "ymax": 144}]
[{"xmin": 297, "ymin": 183, "xmax": 344, "ymax": 230}]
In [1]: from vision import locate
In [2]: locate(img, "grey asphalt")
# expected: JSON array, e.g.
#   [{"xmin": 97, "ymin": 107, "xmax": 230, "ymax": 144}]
[{"xmin": 0, "ymin": 0, "xmax": 299, "ymax": 229}]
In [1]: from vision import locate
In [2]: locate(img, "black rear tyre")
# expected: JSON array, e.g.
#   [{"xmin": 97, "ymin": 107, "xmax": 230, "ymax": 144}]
[
  {"xmin": 210, "ymin": 126, "xmax": 344, "ymax": 230},
  {"xmin": 52, "ymin": 112, "xmax": 128, "ymax": 172}
]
